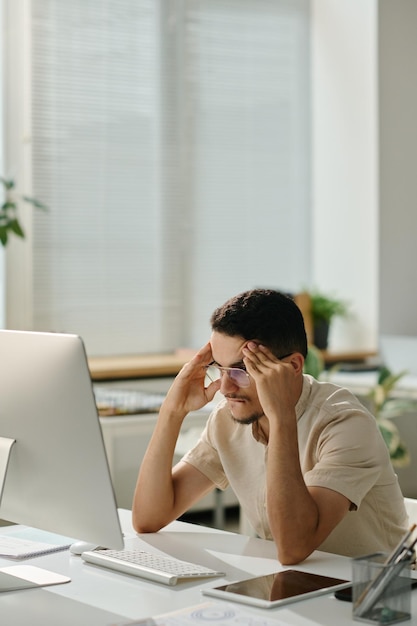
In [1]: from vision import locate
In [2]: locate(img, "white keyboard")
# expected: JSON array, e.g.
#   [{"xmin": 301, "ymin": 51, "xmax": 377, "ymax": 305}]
[{"xmin": 81, "ymin": 548, "xmax": 225, "ymax": 586}]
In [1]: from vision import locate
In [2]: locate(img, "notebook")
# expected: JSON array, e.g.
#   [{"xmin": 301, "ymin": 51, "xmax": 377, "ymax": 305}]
[
  {"xmin": 94, "ymin": 386, "xmax": 165, "ymax": 416},
  {"xmin": 0, "ymin": 527, "xmax": 73, "ymax": 559}
]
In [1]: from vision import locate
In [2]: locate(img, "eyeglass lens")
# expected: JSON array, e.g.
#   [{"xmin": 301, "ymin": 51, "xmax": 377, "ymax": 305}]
[{"xmin": 206, "ymin": 364, "xmax": 250, "ymax": 388}]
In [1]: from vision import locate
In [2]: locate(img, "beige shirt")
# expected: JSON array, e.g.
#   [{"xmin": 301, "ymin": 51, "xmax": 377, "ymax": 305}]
[{"xmin": 182, "ymin": 374, "xmax": 408, "ymax": 558}]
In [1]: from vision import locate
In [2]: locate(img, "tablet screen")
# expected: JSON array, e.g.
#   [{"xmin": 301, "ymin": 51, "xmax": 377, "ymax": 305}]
[{"xmin": 203, "ymin": 569, "xmax": 350, "ymax": 608}]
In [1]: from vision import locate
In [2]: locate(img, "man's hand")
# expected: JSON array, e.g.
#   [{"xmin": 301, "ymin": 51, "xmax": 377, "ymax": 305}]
[
  {"xmin": 242, "ymin": 342, "xmax": 301, "ymax": 421},
  {"xmin": 163, "ymin": 342, "xmax": 221, "ymax": 417}
]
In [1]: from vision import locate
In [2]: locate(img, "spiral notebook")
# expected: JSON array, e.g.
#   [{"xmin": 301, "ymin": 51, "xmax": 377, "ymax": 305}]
[{"xmin": 0, "ymin": 527, "xmax": 73, "ymax": 560}]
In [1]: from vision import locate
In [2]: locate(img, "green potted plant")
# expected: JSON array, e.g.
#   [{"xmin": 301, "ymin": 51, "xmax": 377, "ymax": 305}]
[
  {"xmin": 0, "ymin": 176, "xmax": 47, "ymax": 246},
  {"xmin": 367, "ymin": 367, "xmax": 417, "ymax": 468},
  {"xmin": 303, "ymin": 344, "xmax": 325, "ymax": 379},
  {"xmin": 309, "ymin": 289, "xmax": 349, "ymax": 350},
  {"xmin": 307, "ymin": 358, "xmax": 415, "ymax": 468}
]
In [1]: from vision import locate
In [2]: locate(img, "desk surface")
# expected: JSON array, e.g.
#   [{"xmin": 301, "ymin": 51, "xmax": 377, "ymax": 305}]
[{"xmin": 1, "ymin": 509, "xmax": 408, "ymax": 626}]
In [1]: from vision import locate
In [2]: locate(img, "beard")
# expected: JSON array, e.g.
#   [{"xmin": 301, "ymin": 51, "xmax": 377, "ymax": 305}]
[
  {"xmin": 231, "ymin": 412, "xmax": 263, "ymax": 426},
  {"xmin": 225, "ymin": 394, "xmax": 264, "ymax": 425}
]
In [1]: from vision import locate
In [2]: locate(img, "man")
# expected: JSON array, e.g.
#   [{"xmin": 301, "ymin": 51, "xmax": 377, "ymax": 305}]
[{"xmin": 132, "ymin": 289, "xmax": 408, "ymax": 564}]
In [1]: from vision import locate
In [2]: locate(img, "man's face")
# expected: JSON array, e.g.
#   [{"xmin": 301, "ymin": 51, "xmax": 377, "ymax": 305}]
[{"xmin": 209, "ymin": 331, "xmax": 264, "ymax": 425}]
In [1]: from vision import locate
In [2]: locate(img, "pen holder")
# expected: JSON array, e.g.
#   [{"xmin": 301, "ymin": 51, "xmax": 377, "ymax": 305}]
[{"xmin": 352, "ymin": 552, "xmax": 412, "ymax": 625}]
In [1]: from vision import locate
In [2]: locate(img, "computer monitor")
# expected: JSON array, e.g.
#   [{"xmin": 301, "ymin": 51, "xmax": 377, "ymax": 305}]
[{"xmin": 0, "ymin": 329, "xmax": 124, "ymax": 551}]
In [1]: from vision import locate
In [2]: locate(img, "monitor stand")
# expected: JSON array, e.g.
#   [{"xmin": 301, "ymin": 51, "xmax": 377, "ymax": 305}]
[
  {"xmin": 0, "ymin": 570, "xmax": 39, "ymax": 592},
  {"xmin": 0, "ymin": 565, "xmax": 71, "ymax": 593},
  {"xmin": 0, "ymin": 437, "xmax": 15, "ymax": 501},
  {"xmin": 0, "ymin": 437, "xmax": 37, "ymax": 593}
]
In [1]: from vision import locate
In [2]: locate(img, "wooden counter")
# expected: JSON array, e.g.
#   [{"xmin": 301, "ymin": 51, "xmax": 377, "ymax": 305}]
[
  {"xmin": 88, "ymin": 353, "xmax": 191, "ymax": 380},
  {"xmin": 321, "ymin": 349, "xmax": 377, "ymax": 365},
  {"xmin": 88, "ymin": 349, "xmax": 377, "ymax": 381}
]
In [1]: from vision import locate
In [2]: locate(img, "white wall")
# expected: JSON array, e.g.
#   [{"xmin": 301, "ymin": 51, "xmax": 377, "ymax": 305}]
[
  {"xmin": 311, "ymin": 0, "xmax": 379, "ymax": 351},
  {"xmin": 379, "ymin": 0, "xmax": 417, "ymax": 337}
]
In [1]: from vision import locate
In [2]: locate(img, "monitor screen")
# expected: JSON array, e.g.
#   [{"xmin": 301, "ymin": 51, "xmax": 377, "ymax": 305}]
[{"xmin": 0, "ymin": 330, "xmax": 124, "ymax": 550}]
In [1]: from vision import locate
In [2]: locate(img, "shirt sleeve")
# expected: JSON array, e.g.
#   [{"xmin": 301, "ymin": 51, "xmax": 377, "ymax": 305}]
[{"xmin": 303, "ymin": 409, "xmax": 389, "ymax": 509}]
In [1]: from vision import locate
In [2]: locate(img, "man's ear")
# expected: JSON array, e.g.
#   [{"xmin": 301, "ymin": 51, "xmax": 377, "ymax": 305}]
[{"xmin": 289, "ymin": 352, "xmax": 304, "ymax": 374}]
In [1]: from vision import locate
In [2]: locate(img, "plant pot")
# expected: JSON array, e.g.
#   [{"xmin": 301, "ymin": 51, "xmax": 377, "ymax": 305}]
[{"xmin": 313, "ymin": 320, "xmax": 330, "ymax": 350}]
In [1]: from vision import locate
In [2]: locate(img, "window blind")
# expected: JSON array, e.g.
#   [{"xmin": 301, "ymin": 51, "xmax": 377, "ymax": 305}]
[
  {"xmin": 180, "ymin": 0, "xmax": 311, "ymax": 346},
  {"xmin": 23, "ymin": 0, "xmax": 310, "ymax": 355}
]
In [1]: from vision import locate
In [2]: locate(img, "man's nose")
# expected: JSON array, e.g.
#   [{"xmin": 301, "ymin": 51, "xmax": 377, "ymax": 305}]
[{"xmin": 219, "ymin": 372, "xmax": 239, "ymax": 394}]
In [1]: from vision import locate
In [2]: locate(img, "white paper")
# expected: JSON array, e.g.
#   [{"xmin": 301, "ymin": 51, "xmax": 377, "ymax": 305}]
[{"xmin": 115, "ymin": 601, "xmax": 321, "ymax": 626}]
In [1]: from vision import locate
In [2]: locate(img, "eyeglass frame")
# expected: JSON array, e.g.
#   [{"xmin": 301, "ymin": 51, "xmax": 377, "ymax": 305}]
[{"xmin": 205, "ymin": 353, "xmax": 293, "ymax": 388}]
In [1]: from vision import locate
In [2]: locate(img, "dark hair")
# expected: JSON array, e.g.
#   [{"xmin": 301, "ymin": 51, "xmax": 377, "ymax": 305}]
[{"xmin": 210, "ymin": 288, "xmax": 308, "ymax": 358}]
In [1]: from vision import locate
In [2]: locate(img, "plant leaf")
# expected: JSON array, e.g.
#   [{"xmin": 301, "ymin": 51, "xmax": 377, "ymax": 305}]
[
  {"xmin": 22, "ymin": 195, "xmax": 48, "ymax": 210},
  {"xmin": 303, "ymin": 346, "xmax": 324, "ymax": 379},
  {"xmin": 378, "ymin": 419, "xmax": 401, "ymax": 454},
  {"xmin": 0, "ymin": 177, "xmax": 15, "ymax": 190},
  {"xmin": 390, "ymin": 442, "xmax": 411, "ymax": 468},
  {"xmin": 377, "ymin": 367, "xmax": 407, "ymax": 388},
  {"xmin": 377, "ymin": 367, "xmax": 391, "ymax": 385},
  {"xmin": 8, "ymin": 218, "xmax": 25, "ymax": 238},
  {"xmin": 0, "ymin": 227, "xmax": 8, "ymax": 245},
  {"xmin": 379, "ymin": 398, "xmax": 417, "ymax": 419}
]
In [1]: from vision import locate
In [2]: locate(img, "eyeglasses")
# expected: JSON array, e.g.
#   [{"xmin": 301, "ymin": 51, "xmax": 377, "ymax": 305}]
[
  {"xmin": 205, "ymin": 353, "xmax": 293, "ymax": 389},
  {"xmin": 205, "ymin": 364, "xmax": 250, "ymax": 388}
]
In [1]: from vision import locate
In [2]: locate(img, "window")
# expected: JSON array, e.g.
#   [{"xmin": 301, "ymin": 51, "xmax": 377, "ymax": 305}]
[{"xmin": 4, "ymin": 0, "xmax": 310, "ymax": 356}]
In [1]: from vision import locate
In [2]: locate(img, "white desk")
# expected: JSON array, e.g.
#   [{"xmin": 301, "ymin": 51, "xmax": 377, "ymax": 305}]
[{"xmin": 2, "ymin": 509, "xmax": 413, "ymax": 626}]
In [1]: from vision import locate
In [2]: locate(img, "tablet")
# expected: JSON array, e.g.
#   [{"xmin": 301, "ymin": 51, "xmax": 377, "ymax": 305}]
[{"xmin": 202, "ymin": 569, "xmax": 350, "ymax": 609}]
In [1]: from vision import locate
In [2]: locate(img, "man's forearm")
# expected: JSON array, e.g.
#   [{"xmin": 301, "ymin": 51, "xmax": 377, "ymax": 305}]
[
  {"xmin": 266, "ymin": 414, "xmax": 350, "ymax": 565},
  {"xmin": 132, "ymin": 408, "xmax": 186, "ymax": 533},
  {"xmin": 266, "ymin": 417, "xmax": 320, "ymax": 564}
]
